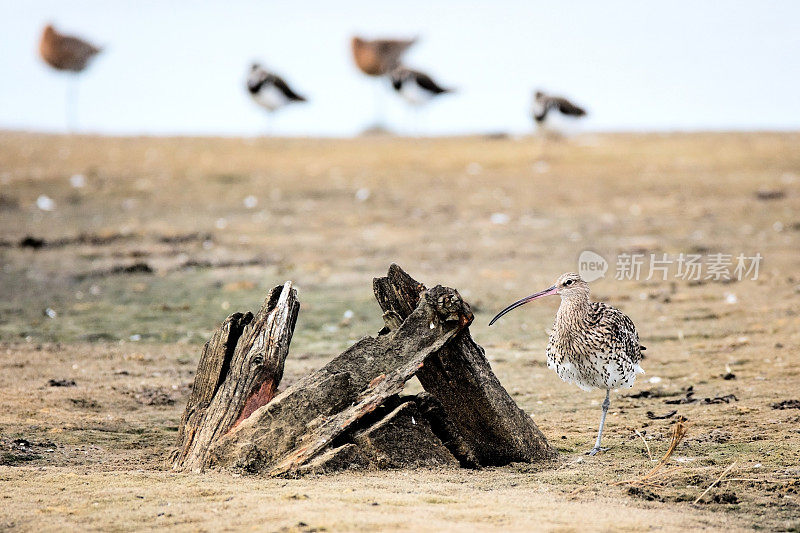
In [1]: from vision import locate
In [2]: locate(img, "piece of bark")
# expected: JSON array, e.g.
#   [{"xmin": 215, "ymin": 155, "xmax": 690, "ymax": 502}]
[
  {"xmin": 373, "ymin": 264, "xmax": 555, "ymax": 464},
  {"xmin": 209, "ymin": 285, "xmax": 473, "ymax": 475},
  {"xmin": 172, "ymin": 282, "xmax": 299, "ymax": 472},
  {"xmin": 352, "ymin": 400, "xmax": 458, "ymax": 469},
  {"xmin": 294, "ymin": 443, "xmax": 373, "ymax": 476}
]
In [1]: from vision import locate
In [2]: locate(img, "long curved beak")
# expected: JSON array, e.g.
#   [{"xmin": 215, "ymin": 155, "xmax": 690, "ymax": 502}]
[{"xmin": 488, "ymin": 285, "xmax": 558, "ymax": 326}]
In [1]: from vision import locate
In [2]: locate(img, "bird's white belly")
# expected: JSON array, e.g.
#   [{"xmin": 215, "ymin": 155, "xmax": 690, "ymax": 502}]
[
  {"xmin": 537, "ymin": 113, "xmax": 583, "ymax": 136},
  {"xmin": 547, "ymin": 353, "xmax": 644, "ymax": 391},
  {"xmin": 253, "ymin": 85, "xmax": 289, "ymax": 111},
  {"xmin": 547, "ymin": 358, "xmax": 594, "ymax": 391},
  {"xmin": 400, "ymin": 81, "xmax": 432, "ymax": 106}
]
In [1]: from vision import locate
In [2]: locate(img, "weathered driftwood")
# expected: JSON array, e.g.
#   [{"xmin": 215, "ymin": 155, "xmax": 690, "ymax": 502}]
[
  {"xmin": 173, "ymin": 265, "xmax": 553, "ymax": 477},
  {"xmin": 209, "ymin": 285, "xmax": 472, "ymax": 474},
  {"xmin": 172, "ymin": 282, "xmax": 299, "ymax": 472},
  {"xmin": 373, "ymin": 264, "xmax": 555, "ymax": 464},
  {"xmin": 294, "ymin": 399, "xmax": 458, "ymax": 476}
]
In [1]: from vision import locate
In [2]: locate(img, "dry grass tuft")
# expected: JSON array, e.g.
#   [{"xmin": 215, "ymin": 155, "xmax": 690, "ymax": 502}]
[{"xmin": 614, "ymin": 416, "xmax": 689, "ymax": 487}]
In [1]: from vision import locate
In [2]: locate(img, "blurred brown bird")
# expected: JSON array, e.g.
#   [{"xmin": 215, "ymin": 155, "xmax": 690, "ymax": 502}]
[
  {"xmin": 351, "ymin": 36, "xmax": 416, "ymax": 76},
  {"xmin": 39, "ymin": 24, "xmax": 102, "ymax": 73}
]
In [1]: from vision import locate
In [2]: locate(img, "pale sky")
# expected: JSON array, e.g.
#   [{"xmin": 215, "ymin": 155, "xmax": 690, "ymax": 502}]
[{"xmin": 2, "ymin": 0, "xmax": 799, "ymax": 136}]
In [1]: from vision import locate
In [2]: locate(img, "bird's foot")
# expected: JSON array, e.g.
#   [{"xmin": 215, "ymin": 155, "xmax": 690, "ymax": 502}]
[{"xmin": 587, "ymin": 446, "xmax": 609, "ymax": 456}]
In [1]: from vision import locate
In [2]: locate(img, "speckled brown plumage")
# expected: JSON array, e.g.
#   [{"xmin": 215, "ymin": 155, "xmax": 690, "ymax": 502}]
[
  {"xmin": 490, "ymin": 272, "xmax": 644, "ymax": 455},
  {"xmin": 546, "ymin": 273, "xmax": 644, "ymax": 392}
]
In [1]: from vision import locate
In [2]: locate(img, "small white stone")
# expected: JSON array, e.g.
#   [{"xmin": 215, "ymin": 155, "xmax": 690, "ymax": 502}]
[
  {"xmin": 532, "ymin": 160, "xmax": 550, "ymax": 174},
  {"xmin": 129, "ymin": 334, "xmax": 142, "ymax": 342},
  {"xmin": 724, "ymin": 293, "xmax": 738, "ymax": 304},
  {"xmin": 69, "ymin": 174, "xmax": 86, "ymax": 188},
  {"xmin": 773, "ymin": 221, "xmax": 784, "ymax": 232},
  {"xmin": 44, "ymin": 308, "xmax": 57, "ymax": 319},
  {"xmin": 648, "ymin": 376, "xmax": 662, "ymax": 384},
  {"xmin": 343, "ymin": 310, "xmax": 354, "ymax": 320},
  {"xmin": 36, "ymin": 195, "xmax": 55, "ymax": 211},
  {"xmin": 243, "ymin": 195, "xmax": 258, "ymax": 209},
  {"xmin": 355, "ymin": 188, "xmax": 371, "ymax": 202},
  {"xmin": 466, "ymin": 162, "xmax": 482, "ymax": 175},
  {"xmin": 490, "ymin": 213, "xmax": 510, "ymax": 225}
]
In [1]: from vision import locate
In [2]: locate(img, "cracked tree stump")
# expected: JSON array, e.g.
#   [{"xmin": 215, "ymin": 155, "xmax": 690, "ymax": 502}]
[
  {"xmin": 172, "ymin": 265, "xmax": 553, "ymax": 477},
  {"xmin": 373, "ymin": 264, "xmax": 555, "ymax": 464},
  {"xmin": 171, "ymin": 282, "xmax": 299, "ymax": 472},
  {"xmin": 210, "ymin": 285, "xmax": 472, "ymax": 474}
]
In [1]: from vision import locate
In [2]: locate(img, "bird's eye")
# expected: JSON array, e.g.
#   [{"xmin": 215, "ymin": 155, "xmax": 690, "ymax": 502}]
[{"xmin": 564, "ymin": 280, "xmax": 573, "ymax": 286}]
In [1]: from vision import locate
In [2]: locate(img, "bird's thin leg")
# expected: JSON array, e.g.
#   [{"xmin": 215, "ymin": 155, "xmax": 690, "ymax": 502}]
[
  {"xmin": 66, "ymin": 75, "xmax": 79, "ymax": 133},
  {"xmin": 372, "ymin": 77, "xmax": 387, "ymax": 129},
  {"xmin": 589, "ymin": 389, "xmax": 610, "ymax": 456},
  {"xmin": 263, "ymin": 113, "xmax": 274, "ymax": 137}
]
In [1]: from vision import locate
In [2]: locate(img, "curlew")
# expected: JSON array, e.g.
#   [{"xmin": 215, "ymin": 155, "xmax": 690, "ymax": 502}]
[
  {"xmin": 489, "ymin": 272, "xmax": 644, "ymax": 455},
  {"xmin": 39, "ymin": 24, "xmax": 103, "ymax": 131},
  {"xmin": 247, "ymin": 63, "xmax": 307, "ymax": 114}
]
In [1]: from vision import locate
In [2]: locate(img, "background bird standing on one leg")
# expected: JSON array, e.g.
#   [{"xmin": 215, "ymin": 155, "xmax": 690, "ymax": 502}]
[
  {"xmin": 39, "ymin": 24, "xmax": 103, "ymax": 132},
  {"xmin": 489, "ymin": 272, "xmax": 645, "ymax": 455},
  {"xmin": 246, "ymin": 63, "xmax": 307, "ymax": 134},
  {"xmin": 351, "ymin": 36, "xmax": 417, "ymax": 133}
]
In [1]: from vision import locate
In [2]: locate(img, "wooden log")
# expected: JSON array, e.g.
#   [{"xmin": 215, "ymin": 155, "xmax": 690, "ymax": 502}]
[
  {"xmin": 172, "ymin": 282, "xmax": 299, "ymax": 472},
  {"xmin": 208, "ymin": 285, "xmax": 473, "ymax": 475},
  {"xmin": 373, "ymin": 264, "xmax": 555, "ymax": 464}
]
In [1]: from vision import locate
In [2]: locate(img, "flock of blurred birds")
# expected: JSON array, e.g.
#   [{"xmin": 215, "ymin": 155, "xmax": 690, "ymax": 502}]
[{"xmin": 39, "ymin": 24, "xmax": 587, "ymax": 134}]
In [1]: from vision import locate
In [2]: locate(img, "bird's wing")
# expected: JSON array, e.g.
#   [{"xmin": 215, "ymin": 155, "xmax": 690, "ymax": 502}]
[
  {"xmin": 554, "ymin": 97, "xmax": 586, "ymax": 117},
  {"xmin": 270, "ymin": 75, "xmax": 306, "ymax": 102},
  {"xmin": 412, "ymin": 71, "xmax": 450, "ymax": 94},
  {"xmin": 590, "ymin": 302, "xmax": 642, "ymax": 365}
]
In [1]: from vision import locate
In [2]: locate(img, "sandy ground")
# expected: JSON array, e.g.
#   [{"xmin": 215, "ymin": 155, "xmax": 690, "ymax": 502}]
[{"xmin": 1, "ymin": 132, "xmax": 799, "ymax": 531}]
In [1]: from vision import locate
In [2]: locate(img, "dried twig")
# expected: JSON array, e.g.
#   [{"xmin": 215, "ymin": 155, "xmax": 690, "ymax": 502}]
[
  {"xmin": 634, "ymin": 429, "xmax": 653, "ymax": 461},
  {"xmin": 614, "ymin": 417, "xmax": 689, "ymax": 487},
  {"xmin": 693, "ymin": 461, "xmax": 738, "ymax": 505}
]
